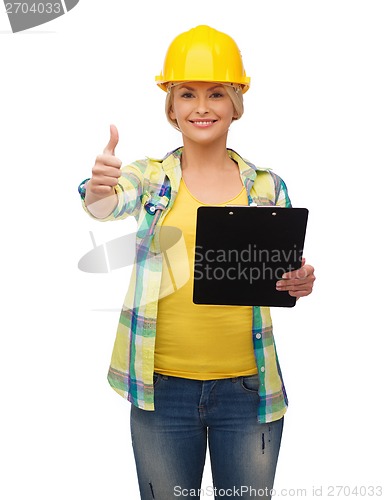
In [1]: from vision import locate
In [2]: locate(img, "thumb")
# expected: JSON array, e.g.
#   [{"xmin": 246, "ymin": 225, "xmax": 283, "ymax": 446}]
[{"xmin": 103, "ymin": 124, "xmax": 119, "ymax": 155}]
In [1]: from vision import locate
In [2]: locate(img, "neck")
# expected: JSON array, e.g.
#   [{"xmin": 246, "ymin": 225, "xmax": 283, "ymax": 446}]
[{"xmin": 180, "ymin": 138, "xmax": 232, "ymax": 173}]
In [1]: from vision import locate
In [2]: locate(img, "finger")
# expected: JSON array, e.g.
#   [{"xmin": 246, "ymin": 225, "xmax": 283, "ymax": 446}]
[
  {"xmin": 277, "ymin": 279, "xmax": 312, "ymax": 290},
  {"xmin": 91, "ymin": 174, "xmax": 120, "ymax": 188},
  {"xmin": 103, "ymin": 124, "xmax": 119, "ymax": 155},
  {"xmin": 95, "ymin": 153, "xmax": 122, "ymax": 168},
  {"xmin": 282, "ymin": 265, "xmax": 314, "ymax": 280},
  {"xmin": 93, "ymin": 163, "xmax": 122, "ymax": 178},
  {"xmin": 89, "ymin": 184, "xmax": 116, "ymax": 196},
  {"xmin": 277, "ymin": 283, "xmax": 315, "ymax": 301},
  {"xmin": 276, "ymin": 273, "xmax": 315, "ymax": 289},
  {"xmin": 288, "ymin": 288, "xmax": 313, "ymax": 298}
]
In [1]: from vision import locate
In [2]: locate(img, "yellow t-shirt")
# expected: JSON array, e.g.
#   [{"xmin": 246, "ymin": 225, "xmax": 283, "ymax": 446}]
[{"xmin": 154, "ymin": 177, "xmax": 257, "ymax": 379}]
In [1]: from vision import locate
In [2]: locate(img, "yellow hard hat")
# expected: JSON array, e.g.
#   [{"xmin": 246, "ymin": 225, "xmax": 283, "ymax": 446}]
[{"xmin": 155, "ymin": 25, "xmax": 251, "ymax": 93}]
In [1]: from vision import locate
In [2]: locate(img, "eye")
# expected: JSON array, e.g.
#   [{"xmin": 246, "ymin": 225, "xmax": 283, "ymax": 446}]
[
  {"xmin": 210, "ymin": 92, "xmax": 224, "ymax": 98},
  {"xmin": 180, "ymin": 92, "xmax": 194, "ymax": 98}
]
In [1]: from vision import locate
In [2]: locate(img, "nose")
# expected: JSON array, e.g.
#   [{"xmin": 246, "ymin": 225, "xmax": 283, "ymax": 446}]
[{"xmin": 195, "ymin": 96, "xmax": 209, "ymax": 115}]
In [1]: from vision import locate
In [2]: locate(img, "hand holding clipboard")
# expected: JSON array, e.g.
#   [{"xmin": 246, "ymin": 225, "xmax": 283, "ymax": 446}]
[{"xmin": 193, "ymin": 206, "xmax": 309, "ymax": 307}]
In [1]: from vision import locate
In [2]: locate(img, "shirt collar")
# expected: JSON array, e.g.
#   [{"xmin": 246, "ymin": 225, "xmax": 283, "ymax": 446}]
[{"xmin": 152, "ymin": 147, "xmax": 270, "ymax": 203}]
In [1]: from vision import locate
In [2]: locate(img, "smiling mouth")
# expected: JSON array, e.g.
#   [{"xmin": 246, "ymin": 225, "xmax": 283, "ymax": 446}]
[{"xmin": 190, "ymin": 120, "xmax": 217, "ymax": 127}]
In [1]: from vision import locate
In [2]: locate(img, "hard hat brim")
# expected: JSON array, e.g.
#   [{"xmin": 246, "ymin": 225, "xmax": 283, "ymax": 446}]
[{"xmin": 155, "ymin": 77, "xmax": 250, "ymax": 94}]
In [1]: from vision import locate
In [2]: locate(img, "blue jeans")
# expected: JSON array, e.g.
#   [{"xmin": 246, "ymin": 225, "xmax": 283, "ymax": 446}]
[{"xmin": 130, "ymin": 374, "xmax": 284, "ymax": 499}]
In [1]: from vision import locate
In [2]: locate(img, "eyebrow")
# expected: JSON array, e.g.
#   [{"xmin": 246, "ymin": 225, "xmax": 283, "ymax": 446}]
[{"xmin": 178, "ymin": 84, "xmax": 224, "ymax": 91}]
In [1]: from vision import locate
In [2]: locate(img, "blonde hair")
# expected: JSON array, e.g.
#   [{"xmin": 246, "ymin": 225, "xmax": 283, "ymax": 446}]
[{"xmin": 165, "ymin": 84, "xmax": 244, "ymax": 131}]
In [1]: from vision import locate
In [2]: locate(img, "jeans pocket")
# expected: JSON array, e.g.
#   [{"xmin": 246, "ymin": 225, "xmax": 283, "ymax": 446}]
[
  {"xmin": 240, "ymin": 374, "xmax": 260, "ymax": 394},
  {"xmin": 153, "ymin": 372, "xmax": 162, "ymax": 387}
]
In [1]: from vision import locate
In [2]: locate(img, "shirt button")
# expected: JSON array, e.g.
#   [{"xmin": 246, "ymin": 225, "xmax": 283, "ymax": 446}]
[
  {"xmin": 256, "ymin": 333, "xmax": 262, "ymax": 339},
  {"xmin": 260, "ymin": 366, "xmax": 265, "ymax": 373}
]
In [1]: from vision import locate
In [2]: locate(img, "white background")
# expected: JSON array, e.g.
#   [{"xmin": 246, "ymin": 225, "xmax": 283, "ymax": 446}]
[{"xmin": 1, "ymin": 1, "xmax": 383, "ymax": 498}]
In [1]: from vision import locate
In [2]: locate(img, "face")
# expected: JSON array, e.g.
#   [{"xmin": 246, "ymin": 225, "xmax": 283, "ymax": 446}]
[{"xmin": 169, "ymin": 81, "xmax": 238, "ymax": 146}]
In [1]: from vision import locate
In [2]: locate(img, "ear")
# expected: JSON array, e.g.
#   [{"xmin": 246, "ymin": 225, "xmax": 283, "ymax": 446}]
[
  {"xmin": 232, "ymin": 104, "xmax": 239, "ymax": 120},
  {"xmin": 169, "ymin": 105, "xmax": 176, "ymax": 121}
]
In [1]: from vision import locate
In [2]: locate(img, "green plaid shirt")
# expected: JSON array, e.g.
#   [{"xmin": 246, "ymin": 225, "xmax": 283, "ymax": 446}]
[{"xmin": 79, "ymin": 147, "xmax": 291, "ymax": 423}]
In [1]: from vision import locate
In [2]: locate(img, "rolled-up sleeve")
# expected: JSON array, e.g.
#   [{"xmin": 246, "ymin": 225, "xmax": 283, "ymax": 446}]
[{"xmin": 78, "ymin": 164, "xmax": 144, "ymax": 222}]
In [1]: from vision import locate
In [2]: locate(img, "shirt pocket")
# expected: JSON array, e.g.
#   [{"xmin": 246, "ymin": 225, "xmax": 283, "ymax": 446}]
[{"xmin": 137, "ymin": 194, "xmax": 170, "ymax": 238}]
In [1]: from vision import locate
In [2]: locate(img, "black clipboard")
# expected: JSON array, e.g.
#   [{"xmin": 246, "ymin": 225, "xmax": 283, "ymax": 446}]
[{"xmin": 193, "ymin": 206, "xmax": 309, "ymax": 307}]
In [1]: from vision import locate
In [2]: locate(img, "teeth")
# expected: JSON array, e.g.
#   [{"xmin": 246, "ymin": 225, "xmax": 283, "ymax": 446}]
[{"xmin": 194, "ymin": 121, "xmax": 213, "ymax": 125}]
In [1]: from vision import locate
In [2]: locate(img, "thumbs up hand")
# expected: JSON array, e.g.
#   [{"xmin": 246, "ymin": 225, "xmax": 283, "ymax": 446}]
[
  {"xmin": 84, "ymin": 125, "xmax": 122, "ymax": 218},
  {"xmin": 87, "ymin": 124, "xmax": 122, "ymax": 196}
]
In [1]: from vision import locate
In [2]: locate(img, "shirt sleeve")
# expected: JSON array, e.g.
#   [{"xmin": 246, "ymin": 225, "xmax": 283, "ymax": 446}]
[
  {"xmin": 78, "ymin": 163, "xmax": 145, "ymax": 222},
  {"xmin": 273, "ymin": 174, "xmax": 292, "ymax": 208}
]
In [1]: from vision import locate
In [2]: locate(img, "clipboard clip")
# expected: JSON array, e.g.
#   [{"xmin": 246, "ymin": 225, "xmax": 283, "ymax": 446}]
[{"xmin": 225, "ymin": 203, "xmax": 284, "ymax": 207}]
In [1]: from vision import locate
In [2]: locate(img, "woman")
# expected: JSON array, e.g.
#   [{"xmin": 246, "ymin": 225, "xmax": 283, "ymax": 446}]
[{"xmin": 79, "ymin": 25, "xmax": 315, "ymax": 500}]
